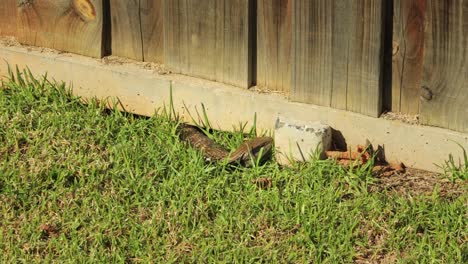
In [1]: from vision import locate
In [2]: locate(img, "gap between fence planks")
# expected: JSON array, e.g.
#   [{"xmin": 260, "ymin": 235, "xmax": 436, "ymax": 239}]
[{"xmin": 420, "ymin": 0, "xmax": 468, "ymax": 133}]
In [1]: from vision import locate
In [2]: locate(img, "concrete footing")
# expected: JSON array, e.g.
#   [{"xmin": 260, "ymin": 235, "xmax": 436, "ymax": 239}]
[
  {"xmin": 275, "ymin": 117, "xmax": 332, "ymax": 165},
  {"xmin": 0, "ymin": 44, "xmax": 467, "ymax": 172}
]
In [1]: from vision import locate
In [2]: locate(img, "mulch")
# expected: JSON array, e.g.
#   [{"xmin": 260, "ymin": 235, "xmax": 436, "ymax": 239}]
[{"xmin": 326, "ymin": 144, "xmax": 466, "ymax": 198}]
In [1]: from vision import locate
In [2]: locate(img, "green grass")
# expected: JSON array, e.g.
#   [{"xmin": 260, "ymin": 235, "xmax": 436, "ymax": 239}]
[
  {"xmin": 439, "ymin": 142, "xmax": 468, "ymax": 182},
  {"xmin": 0, "ymin": 69, "xmax": 467, "ymax": 263}
]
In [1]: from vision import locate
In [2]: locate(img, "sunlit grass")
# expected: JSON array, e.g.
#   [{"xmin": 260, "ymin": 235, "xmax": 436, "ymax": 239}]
[
  {"xmin": 0, "ymin": 68, "xmax": 466, "ymax": 263},
  {"xmin": 439, "ymin": 142, "xmax": 468, "ymax": 182}
]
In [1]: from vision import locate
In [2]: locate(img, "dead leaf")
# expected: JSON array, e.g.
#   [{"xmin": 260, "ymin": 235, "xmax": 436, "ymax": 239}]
[
  {"xmin": 252, "ymin": 177, "xmax": 272, "ymax": 189},
  {"xmin": 40, "ymin": 223, "xmax": 59, "ymax": 238}
]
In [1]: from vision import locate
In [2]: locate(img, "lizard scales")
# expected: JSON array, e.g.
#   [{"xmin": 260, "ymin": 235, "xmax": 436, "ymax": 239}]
[{"xmin": 178, "ymin": 123, "xmax": 273, "ymax": 166}]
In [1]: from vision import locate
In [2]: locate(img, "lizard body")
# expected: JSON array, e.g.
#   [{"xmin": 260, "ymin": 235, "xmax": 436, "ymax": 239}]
[{"xmin": 178, "ymin": 123, "xmax": 273, "ymax": 166}]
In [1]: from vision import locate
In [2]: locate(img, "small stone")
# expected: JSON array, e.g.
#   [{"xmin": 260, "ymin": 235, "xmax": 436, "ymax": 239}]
[{"xmin": 275, "ymin": 116, "xmax": 332, "ymax": 165}]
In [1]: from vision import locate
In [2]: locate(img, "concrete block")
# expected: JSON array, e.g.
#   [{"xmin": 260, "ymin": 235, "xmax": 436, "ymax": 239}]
[{"xmin": 275, "ymin": 116, "xmax": 332, "ymax": 165}]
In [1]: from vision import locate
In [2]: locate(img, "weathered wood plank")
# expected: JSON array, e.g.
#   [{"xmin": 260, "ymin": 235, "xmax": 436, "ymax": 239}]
[
  {"xmin": 347, "ymin": 0, "xmax": 385, "ymax": 116},
  {"xmin": 0, "ymin": 0, "xmax": 17, "ymax": 37},
  {"xmin": 164, "ymin": 0, "xmax": 188, "ymax": 73},
  {"xmin": 164, "ymin": 0, "xmax": 253, "ymax": 88},
  {"xmin": 110, "ymin": 0, "xmax": 143, "ymax": 60},
  {"xmin": 391, "ymin": 0, "xmax": 426, "ymax": 115},
  {"xmin": 291, "ymin": 0, "xmax": 332, "ymax": 108},
  {"xmin": 330, "ymin": 1, "xmax": 351, "ymax": 111},
  {"xmin": 16, "ymin": 0, "xmax": 104, "ymax": 58},
  {"xmin": 291, "ymin": 0, "xmax": 385, "ymax": 117},
  {"xmin": 256, "ymin": 0, "xmax": 292, "ymax": 93},
  {"xmin": 110, "ymin": 0, "xmax": 164, "ymax": 62},
  {"xmin": 141, "ymin": 0, "xmax": 164, "ymax": 63},
  {"xmin": 420, "ymin": 0, "xmax": 468, "ymax": 133}
]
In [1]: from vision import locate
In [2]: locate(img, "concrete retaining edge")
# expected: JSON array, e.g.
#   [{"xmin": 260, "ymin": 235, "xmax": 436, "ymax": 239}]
[{"xmin": 1, "ymin": 44, "xmax": 467, "ymax": 172}]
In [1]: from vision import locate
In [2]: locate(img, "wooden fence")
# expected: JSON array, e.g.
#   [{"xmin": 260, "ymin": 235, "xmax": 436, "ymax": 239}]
[{"xmin": 0, "ymin": 0, "xmax": 467, "ymax": 133}]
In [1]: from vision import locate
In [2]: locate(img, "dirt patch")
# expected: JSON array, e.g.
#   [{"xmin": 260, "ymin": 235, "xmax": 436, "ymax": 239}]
[
  {"xmin": 0, "ymin": 36, "xmax": 19, "ymax": 47},
  {"xmin": 39, "ymin": 223, "xmax": 61, "ymax": 239},
  {"xmin": 380, "ymin": 111, "xmax": 419, "ymax": 125},
  {"xmin": 250, "ymin": 85, "xmax": 288, "ymax": 99},
  {"xmin": 252, "ymin": 177, "xmax": 273, "ymax": 189},
  {"xmin": 101, "ymin": 55, "xmax": 169, "ymax": 75},
  {"xmin": 355, "ymin": 167, "xmax": 466, "ymax": 263},
  {"xmin": 354, "ymin": 218, "xmax": 400, "ymax": 264},
  {"xmin": 0, "ymin": 36, "xmax": 169, "ymax": 75},
  {"xmin": 370, "ymin": 168, "xmax": 466, "ymax": 198},
  {"xmin": 0, "ymin": 36, "xmax": 69, "ymax": 55},
  {"xmin": 326, "ymin": 142, "xmax": 465, "ymax": 198}
]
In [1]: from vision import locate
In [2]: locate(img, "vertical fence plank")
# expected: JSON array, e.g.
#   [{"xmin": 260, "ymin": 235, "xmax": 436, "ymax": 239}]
[
  {"xmin": 291, "ymin": 0, "xmax": 385, "ymax": 117},
  {"xmin": 346, "ymin": 0, "xmax": 384, "ymax": 116},
  {"xmin": 16, "ymin": 0, "xmax": 104, "ymax": 58},
  {"xmin": 257, "ymin": 0, "xmax": 292, "ymax": 93},
  {"xmin": 110, "ymin": 0, "xmax": 164, "ymax": 62},
  {"xmin": 141, "ymin": 0, "xmax": 164, "ymax": 63},
  {"xmin": 0, "ymin": 0, "xmax": 17, "ymax": 37},
  {"xmin": 164, "ymin": 0, "xmax": 188, "ymax": 74},
  {"xmin": 292, "ymin": 0, "xmax": 333, "ymax": 107},
  {"xmin": 164, "ymin": 0, "xmax": 253, "ymax": 88},
  {"xmin": 330, "ymin": 1, "xmax": 352, "ymax": 111},
  {"xmin": 420, "ymin": 0, "xmax": 468, "ymax": 133},
  {"xmin": 111, "ymin": 0, "xmax": 143, "ymax": 61},
  {"xmin": 391, "ymin": 0, "xmax": 426, "ymax": 114}
]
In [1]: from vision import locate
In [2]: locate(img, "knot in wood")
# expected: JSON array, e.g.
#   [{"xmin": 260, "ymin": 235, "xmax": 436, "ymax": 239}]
[
  {"xmin": 420, "ymin": 86, "xmax": 433, "ymax": 101},
  {"xmin": 72, "ymin": 0, "xmax": 96, "ymax": 22},
  {"xmin": 17, "ymin": 0, "xmax": 34, "ymax": 8},
  {"xmin": 392, "ymin": 41, "xmax": 400, "ymax": 56}
]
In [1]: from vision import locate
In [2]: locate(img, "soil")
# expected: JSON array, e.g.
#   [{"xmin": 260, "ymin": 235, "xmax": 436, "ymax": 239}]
[
  {"xmin": 0, "ymin": 36, "xmax": 169, "ymax": 75},
  {"xmin": 0, "ymin": 36, "xmax": 68, "ymax": 55},
  {"xmin": 358, "ymin": 167, "xmax": 466, "ymax": 263},
  {"xmin": 101, "ymin": 55, "xmax": 169, "ymax": 75},
  {"xmin": 380, "ymin": 111, "xmax": 419, "ymax": 125},
  {"xmin": 0, "ymin": 36, "xmax": 19, "ymax": 47},
  {"xmin": 370, "ymin": 167, "xmax": 466, "ymax": 198},
  {"xmin": 250, "ymin": 85, "xmax": 288, "ymax": 99}
]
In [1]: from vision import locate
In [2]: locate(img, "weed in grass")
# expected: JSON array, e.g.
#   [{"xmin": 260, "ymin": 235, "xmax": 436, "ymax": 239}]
[
  {"xmin": 438, "ymin": 141, "xmax": 468, "ymax": 182},
  {"xmin": 0, "ymin": 69, "xmax": 466, "ymax": 263}
]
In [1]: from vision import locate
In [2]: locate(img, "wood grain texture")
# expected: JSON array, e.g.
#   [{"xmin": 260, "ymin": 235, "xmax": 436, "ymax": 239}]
[
  {"xmin": 16, "ymin": 0, "xmax": 103, "ymax": 58},
  {"xmin": 392, "ymin": 0, "xmax": 426, "ymax": 115},
  {"xmin": 257, "ymin": 0, "xmax": 292, "ymax": 93},
  {"xmin": 291, "ymin": 0, "xmax": 384, "ymax": 117},
  {"xmin": 111, "ymin": 0, "xmax": 143, "ymax": 60},
  {"xmin": 420, "ymin": 0, "xmax": 468, "ymax": 133},
  {"xmin": 141, "ymin": 0, "xmax": 164, "ymax": 63},
  {"xmin": 110, "ymin": 0, "xmax": 164, "ymax": 62},
  {"xmin": 0, "ymin": 0, "xmax": 17, "ymax": 37},
  {"xmin": 164, "ymin": 0, "xmax": 253, "ymax": 88}
]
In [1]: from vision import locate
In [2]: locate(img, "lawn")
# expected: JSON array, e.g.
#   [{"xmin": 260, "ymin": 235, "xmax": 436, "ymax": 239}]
[{"xmin": 0, "ymin": 69, "xmax": 466, "ymax": 263}]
